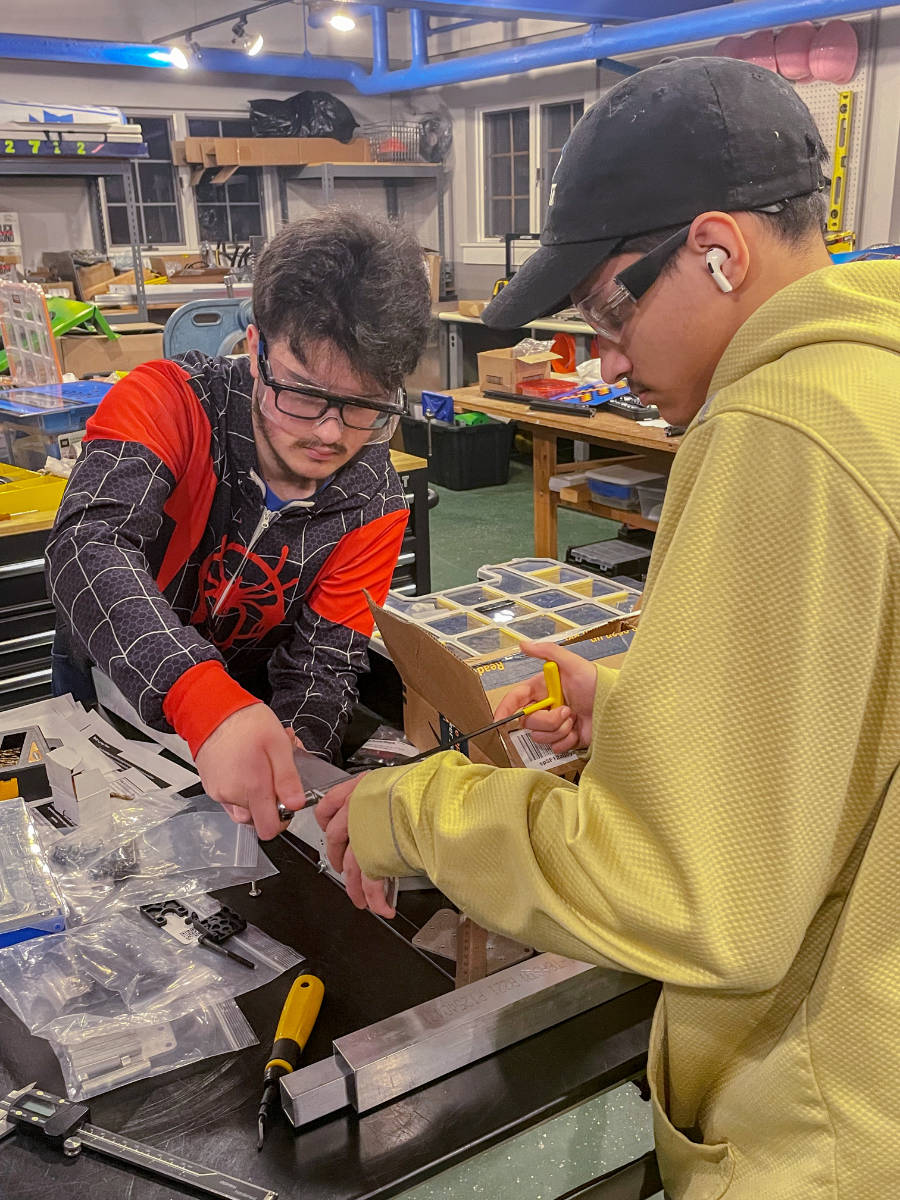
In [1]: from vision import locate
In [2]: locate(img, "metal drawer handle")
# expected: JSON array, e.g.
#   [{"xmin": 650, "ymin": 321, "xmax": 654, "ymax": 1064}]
[
  {"xmin": 0, "ymin": 630, "xmax": 55, "ymax": 652},
  {"xmin": 1, "ymin": 666, "xmax": 52, "ymax": 688},
  {"xmin": 0, "ymin": 558, "xmax": 45, "ymax": 580}
]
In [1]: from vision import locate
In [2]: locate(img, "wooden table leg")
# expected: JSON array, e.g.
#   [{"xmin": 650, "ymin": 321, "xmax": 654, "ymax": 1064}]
[{"xmin": 532, "ymin": 427, "xmax": 559, "ymax": 558}]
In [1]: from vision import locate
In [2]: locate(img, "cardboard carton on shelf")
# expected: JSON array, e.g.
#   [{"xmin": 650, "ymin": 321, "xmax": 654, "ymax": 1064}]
[
  {"xmin": 176, "ymin": 135, "xmax": 373, "ymax": 169},
  {"xmin": 423, "ymin": 250, "xmax": 441, "ymax": 303},
  {"xmin": 57, "ymin": 323, "xmax": 164, "ymax": 376},
  {"xmin": 477, "ymin": 346, "xmax": 560, "ymax": 394}
]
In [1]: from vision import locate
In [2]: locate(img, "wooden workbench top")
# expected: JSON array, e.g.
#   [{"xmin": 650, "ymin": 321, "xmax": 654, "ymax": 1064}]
[{"xmin": 449, "ymin": 385, "xmax": 681, "ymax": 453}]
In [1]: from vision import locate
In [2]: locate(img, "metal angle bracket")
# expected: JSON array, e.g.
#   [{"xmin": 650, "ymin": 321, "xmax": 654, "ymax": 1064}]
[{"xmin": 281, "ymin": 953, "xmax": 645, "ymax": 1128}]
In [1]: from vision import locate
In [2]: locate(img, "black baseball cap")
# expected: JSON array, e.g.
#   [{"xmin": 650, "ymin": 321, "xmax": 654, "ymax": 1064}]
[{"xmin": 482, "ymin": 57, "xmax": 827, "ymax": 330}]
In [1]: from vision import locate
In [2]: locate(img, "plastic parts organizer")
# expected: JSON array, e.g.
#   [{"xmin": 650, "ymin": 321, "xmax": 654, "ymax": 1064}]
[
  {"xmin": 0, "ymin": 798, "xmax": 67, "ymax": 948},
  {"xmin": 382, "ymin": 557, "xmax": 641, "ymax": 660}
]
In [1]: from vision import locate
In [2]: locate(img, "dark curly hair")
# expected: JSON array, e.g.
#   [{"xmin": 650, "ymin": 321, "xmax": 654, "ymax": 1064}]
[{"xmin": 252, "ymin": 207, "xmax": 432, "ymax": 391}]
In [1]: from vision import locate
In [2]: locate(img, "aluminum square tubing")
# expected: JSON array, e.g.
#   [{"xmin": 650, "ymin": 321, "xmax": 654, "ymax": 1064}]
[{"xmin": 281, "ymin": 953, "xmax": 644, "ymax": 1127}]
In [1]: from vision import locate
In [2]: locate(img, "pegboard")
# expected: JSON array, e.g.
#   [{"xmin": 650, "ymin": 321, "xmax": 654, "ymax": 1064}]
[{"xmin": 783, "ymin": 14, "xmax": 873, "ymax": 235}]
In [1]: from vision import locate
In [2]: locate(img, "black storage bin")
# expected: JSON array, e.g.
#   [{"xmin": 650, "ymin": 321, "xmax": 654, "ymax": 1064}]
[
  {"xmin": 401, "ymin": 416, "xmax": 515, "ymax": 491},
  {"xmin": 567, "ymin": 538, "xmax": 653, "ymax": 582}
]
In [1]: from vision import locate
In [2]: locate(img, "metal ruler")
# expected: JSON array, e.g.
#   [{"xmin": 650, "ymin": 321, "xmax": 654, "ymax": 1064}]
[
  {"xmin": 281, "ymin": 953, "xmax": 646, "ymax": 1128},
  {"xmin": 0, "ymin": 1085, "xmax": 276, "ymax": 1200}
]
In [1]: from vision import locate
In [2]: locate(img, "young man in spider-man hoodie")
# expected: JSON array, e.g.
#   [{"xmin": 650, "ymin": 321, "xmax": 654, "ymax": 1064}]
[{"xmin": 46, "ymin": 208, "xmax": 431, "ymax": 838}]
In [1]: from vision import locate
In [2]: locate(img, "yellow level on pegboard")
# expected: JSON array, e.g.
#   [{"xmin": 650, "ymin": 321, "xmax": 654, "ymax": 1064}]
[{"xmin": 827, "ymin": 90, "xmax": 854, "ymax": 233}]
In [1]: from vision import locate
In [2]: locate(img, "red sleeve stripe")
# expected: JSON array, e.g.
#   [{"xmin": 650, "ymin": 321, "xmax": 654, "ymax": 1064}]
[
  {"xmin": 308, "ymin": 509, "xmax": 409, "ymax": 636},
  {"xmin": 163, "ymin": 660, "xmax": 261, "ymax": 757},
  {"xmin": 84, "ymin": 361, "xmax": 218, "ymax": 592}
]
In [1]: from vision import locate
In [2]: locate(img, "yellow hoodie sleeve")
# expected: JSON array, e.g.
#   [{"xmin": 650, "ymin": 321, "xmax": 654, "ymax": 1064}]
[{"xmin": 350, "ymin": 411, "xmax": 895, "ymax": 991}]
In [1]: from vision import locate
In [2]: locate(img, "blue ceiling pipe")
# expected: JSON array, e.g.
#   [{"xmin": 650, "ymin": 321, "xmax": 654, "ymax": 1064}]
[{"xmin": 0, "ymin": 0, "xmax": 888, "ymax": 92}]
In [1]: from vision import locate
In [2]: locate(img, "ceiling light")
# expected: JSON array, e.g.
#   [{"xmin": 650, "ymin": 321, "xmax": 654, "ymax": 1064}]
[
  {"xmin": 232, "ymin": 16, "xmax": 264, "ymax": 55},
  {"xmin": 168, "ymin": 44, "xmax": 190, "ymax": 69},
  {"xmin": 328, "ymin": 10, "xmax": 356, "ymax": 32}
]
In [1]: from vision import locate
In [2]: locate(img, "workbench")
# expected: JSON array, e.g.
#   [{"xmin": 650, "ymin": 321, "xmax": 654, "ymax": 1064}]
[
  {"xmin": 450, "ymin": 386, "xmax": 681, "ymax": 559},
  {"xmin": 0, "ymin": 829, "xmax": 659, "ymax": 1200}
]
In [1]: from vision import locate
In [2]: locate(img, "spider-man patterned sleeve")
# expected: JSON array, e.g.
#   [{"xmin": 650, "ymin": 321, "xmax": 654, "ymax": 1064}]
[
  {"xmin": 45, "ymin": 363, "xmax": 260, "ymax": 745},
  {"xmin": 267, "ymin": 507, "xmax": 409, "ymax": 759}
]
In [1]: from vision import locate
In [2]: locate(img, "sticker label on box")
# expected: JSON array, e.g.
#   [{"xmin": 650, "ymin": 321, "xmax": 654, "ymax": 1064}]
[{"xmin": 507, "ymin": 728, "xmax": 580, "ymax": 770}]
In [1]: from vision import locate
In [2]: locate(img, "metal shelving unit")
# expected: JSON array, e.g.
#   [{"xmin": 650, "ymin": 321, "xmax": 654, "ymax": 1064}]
[
  {"xmin": 0, "ymin": 156, "xmax": 148, "ymax": 322},
  {"xmin": 277, "ymin": 161, "xmax": 447, "ymax": 277}
]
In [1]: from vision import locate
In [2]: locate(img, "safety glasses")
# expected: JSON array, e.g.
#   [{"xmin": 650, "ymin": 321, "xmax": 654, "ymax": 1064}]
[
  {"xmin": 256, "ymin": 336, "xmax": 407, "ymax": 433},
  {"xmin": 575, "ymin": 225, "xmax": 691, "ymax": 344}
]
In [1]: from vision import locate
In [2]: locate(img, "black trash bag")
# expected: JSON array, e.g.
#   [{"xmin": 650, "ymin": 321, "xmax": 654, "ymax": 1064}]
[
  {"xmin": 249, "ymin": 97, "xmax": 295, "ymax": 138},
  {"xmin": 249, "ymin": 91, "xmax": 359, "ymax": 142},
  {"xmin": 418, "ymin": 114, "xmax": 452, "ymax": 163}
]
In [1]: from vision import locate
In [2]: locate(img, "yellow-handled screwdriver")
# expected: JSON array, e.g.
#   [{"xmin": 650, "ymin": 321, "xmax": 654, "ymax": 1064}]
[
  {"xmin": 257, "ymin": 972, "xmax": 324, "ymax": 1150},
  {"xmin": 402, "ymin": 660, "xmax": 564, "ymax": 764}
]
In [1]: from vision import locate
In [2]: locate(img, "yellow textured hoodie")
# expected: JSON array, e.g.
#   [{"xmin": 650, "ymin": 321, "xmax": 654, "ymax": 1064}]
[{"xmin": 350, "ymin": 261, "xmax": 900, "ymax": 1199}]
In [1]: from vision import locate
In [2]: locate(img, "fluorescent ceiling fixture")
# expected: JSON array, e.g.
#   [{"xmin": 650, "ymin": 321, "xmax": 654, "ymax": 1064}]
[{"xmin": 329, "ymin": 11, "xmax": 356, "ymax": 32}]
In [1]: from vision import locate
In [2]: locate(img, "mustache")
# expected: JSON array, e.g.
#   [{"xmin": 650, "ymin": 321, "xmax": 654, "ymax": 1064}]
[{"xmin": 290, "ymin": 437, "xmax": 347, "ymax": 454}]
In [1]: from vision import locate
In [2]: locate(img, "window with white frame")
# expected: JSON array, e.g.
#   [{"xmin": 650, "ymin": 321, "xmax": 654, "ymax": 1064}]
[
  {"xmin": 481, "ymin": 99, "xmax": 585, "ymax": 240},
  {"xmin": 187, "ymin": 117, "xmax": 265, "ymax": 244},
  {"xmin": 107, "ymin": 115, "xmax": 182, "ymax": 246}
]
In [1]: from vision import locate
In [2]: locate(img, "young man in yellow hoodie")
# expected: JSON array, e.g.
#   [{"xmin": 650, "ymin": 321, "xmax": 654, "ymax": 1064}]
[{"xmin": 316, "ymin": 58, "xmax": 900, "ymax": 1199}]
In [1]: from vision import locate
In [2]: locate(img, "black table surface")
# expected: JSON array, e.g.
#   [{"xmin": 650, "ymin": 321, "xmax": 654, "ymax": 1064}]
[{"xmin": 0, "ymin": 831, "xmax": 658, "ymax": 1200}]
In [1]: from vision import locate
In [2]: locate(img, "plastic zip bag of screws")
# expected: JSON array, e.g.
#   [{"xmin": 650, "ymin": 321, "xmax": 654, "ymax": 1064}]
[{"xmin": 46, "ymin": 1000, "xmax": 258, "ymax": 1100}]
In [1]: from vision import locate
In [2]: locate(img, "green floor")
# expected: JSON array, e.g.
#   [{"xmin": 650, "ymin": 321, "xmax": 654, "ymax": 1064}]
[
  {"xmin": 428, "ymin": 457, "xmax": 618, "ymax": 591},
  {"xmin": 394, "ymin": 461, "xmax": 661, "ymax": 1200}
]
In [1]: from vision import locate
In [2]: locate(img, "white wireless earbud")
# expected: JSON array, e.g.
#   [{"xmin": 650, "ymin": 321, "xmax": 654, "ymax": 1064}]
[{"xmin": 705, "ymin": 247, "xmax": 733, "ymax": 294}]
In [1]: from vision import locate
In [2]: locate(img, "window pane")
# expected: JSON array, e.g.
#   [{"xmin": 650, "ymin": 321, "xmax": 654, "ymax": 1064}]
[
  {"xmin": 543, "ymin": 101, "xmax": 583, "ymax": 150},
  {"xmin": 143, "ymin": 205, "xmax": 179, "ymax": 244},
  {"xmin": 512, "ymin": 109, "xmax": 529, "ymax": 152},
  {"xmin": 513, "ymin": 152, "xmax": 529, "ymax": 196},
  {"xmin": 485, "ymin": 112, "xmax": 510, "ymax": 156},
  {"xmin": 197, "ymin": 205, "xmax": 228, "ymax": 241},
  {"xmin": 138, "ymin": 161, "xmax": 176, "ymax": 204},
  {"xmin": 221, "ymin": 119, "xmax": 253, "ymax": 138},
  {"xmin": 105, "ymin": 175, "xmax": 125, "ymax": 204},
  {"xmin": 490, "ymin": 198, "xmax": 510, "ymax": 237},
  {"xmin": 187, "ymin": 118, "xmax": 218, "ymax": 136},
  {"xmin": 224, "ymin": 170, "xmax": 259, "ymax": 204},
  {"xmin": 129, "ymin": 116, "xmax": 172, "ymax": 160},
  {"xmin": 107, "ymin": 205, "xmax": 131, "ymax": 246},
  {"xmin": 514, "ymin": 199, "xmax": 530, "ymax": 232},
  {"xmin": 489, "ymin": 155, "xmax": 511, "ymax": 198},
  {"xmin": 230, "ymin": 205, "xmax": 263, "ymax": 241}
]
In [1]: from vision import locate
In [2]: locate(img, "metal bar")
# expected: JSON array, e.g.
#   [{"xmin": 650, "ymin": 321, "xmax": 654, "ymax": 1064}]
[
  {"xmin": 371, "ymin": 6, "xmax": 389, "ymax": 71},
  {"xmin": 409, "ymin": 9, "xmax": 428, "ymax": 66},
  {"xmin": 121, "ymin": 166, "xmax": 147, "ymax": 322},
  {"xmin": 427, "ymin": 16, "xmax": 495, "ymax": 34},
  {"xmin": 152, "ymin": 0, "xmax": 295, "ymax": 44},
  {"xmin": 2, "ymin": 0, "xmax": 889, "ymax": 91},
  {"xmin": 281, "ymin": 954, "xmax": 644, "ymax": 1127}
]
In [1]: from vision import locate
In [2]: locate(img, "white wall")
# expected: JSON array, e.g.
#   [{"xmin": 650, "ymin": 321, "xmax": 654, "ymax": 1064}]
[{"xmin": 1, "ymin": 0, "xmax": 898, "ymax": 274}]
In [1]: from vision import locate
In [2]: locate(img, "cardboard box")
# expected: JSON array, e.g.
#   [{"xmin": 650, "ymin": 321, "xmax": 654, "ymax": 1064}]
[
  {"xmin": 41, "ymin": 281, "xmax": 76, "ymax": 300},
  {"xmin": 458, "ymin": 300, "xmax": 489, "ymax": 318},
  {"xmin": 75, "ymin": 261, "xmax": 116, "ymax": 302},
  {"xmin": 180, "ymin": 136, "xmax": 372, "ymax": 168},
  {"xmin": 477, "ymin": 347, "xmax": 560, "ymax": 394},
  {"xmin": 149, "ymin": 253, "xmax": 200, "ymax": 278},
  {"xmin": 57, "ymin": 323, "xmax": 164, "ymax": 377},
  {"xmin": 423, "ymin": 250, "xmax": 441, "ymax": 303},
  {"xmin": 372, "ymin": 597, "xmax": 635, "ymax": 772}
]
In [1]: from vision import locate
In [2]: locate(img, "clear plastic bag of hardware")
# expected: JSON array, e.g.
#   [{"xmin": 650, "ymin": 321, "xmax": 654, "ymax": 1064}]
[
  {"xmin": 0, "ymin": 912, "xmax": 218, "ymax": 1033},
  {"xmin": 0, "ymin": 899, "xmax": 301, "ymax": 1034},
  {"xmin": 47, "ymin": 809, "xmax": 275, "ymax": 926},
  {"xmin": 73, "ymin": 844, "xmax": 279, "ymax": 926},
  {"xmin": 41, "ymin": 793, "xmax": 188, "ymax": 924},
  {"xmin": 47, "ymin": 1000, "xmax": 258, "ymax": 1100}
]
